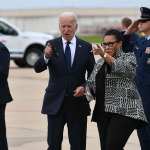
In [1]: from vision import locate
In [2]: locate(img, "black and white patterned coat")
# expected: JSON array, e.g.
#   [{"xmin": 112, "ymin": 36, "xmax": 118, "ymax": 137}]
[{"xmin": 86, "ymin": 50, "xmax": 147, "ymax": 123}]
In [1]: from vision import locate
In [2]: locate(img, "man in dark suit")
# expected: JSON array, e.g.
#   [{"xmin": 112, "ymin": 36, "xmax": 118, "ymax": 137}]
[
  {"xmin": 34, "ymin": 12, "xmax": 95, "ymax": 150},
  {"xmin": 0, "ymin": 42, "xmax": 13, "ymax": 150},
  {"xmin": 125, "ymin": 7, "xmax": 150, "ymax": 150}
]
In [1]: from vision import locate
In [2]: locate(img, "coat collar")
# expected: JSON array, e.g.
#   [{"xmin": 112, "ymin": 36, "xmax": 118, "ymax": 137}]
[
  {"xmin": 62, "ymin": 36, "xmax": 76, "ymax": 45},
  {"xmin": 71, "ymin": 37, "xmax": 83, "ymax": 69}
]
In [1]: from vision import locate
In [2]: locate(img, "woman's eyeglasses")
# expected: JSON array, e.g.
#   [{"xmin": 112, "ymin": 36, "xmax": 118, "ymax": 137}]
[{"xmin": 101, "ymin": 41, "xmax": 118, "ymax": 47}]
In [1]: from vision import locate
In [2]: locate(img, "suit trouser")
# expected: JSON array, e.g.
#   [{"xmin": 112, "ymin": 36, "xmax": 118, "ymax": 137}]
[
  {"xmin": 97, "ymin": 113, "xmax": 138, "ymax": 150},
  {"xmin": 47, "ymin": 113, "xmax": 87, "ymax": 150},
  {"xmin": 46, "ymin": 95, "xmax": 88, "ymax": 150},
  {"xmin": 137, "ymin": 83, "xmax": 150, "ymax": 150},
  {"xmin": 0, "ymin": 104, "xmax": 8, "ymax": 150}
]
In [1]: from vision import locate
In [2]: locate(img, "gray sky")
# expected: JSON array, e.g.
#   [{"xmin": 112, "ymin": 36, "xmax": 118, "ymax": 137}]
[{"xmin": 0, "ymin": 0, "xmax": 150, "ymax": 10}]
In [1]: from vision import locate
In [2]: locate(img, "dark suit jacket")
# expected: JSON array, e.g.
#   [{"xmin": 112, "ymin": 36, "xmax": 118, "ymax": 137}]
[
  {"xmin": 34, "ymin": 37, "xmax": 95, "ymax": 115},
  {"xmin": 0, "ymin": 42, "xmax": 13, "ymax": 104},
  {"xmin": 121, "ymin": 31, "xmax": 135, "ymax": 53}
]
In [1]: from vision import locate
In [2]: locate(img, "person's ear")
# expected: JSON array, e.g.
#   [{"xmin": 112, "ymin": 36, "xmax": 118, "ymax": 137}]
[{"xmin": 59, "ymin": 23, "xmax": 61, "ymax": 30}]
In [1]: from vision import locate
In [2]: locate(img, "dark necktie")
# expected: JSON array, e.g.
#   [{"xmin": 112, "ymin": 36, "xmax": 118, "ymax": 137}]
[{"xmin": 65, "ymin": 41, "xmax": 71, "ymax": 71}]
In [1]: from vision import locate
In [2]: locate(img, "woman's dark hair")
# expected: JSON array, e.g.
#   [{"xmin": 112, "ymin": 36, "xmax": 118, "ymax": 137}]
[{"xmin": 104, "ymin": 29, "xmax": 124, "ymax": 42}]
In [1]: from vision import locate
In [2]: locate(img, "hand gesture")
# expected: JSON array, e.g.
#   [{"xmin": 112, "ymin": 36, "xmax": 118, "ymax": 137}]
[
  {"xmin": 92, "ymin": 44, "xmax": 105, "ymax": 57},
  {"xmin": 125, "ymin": 20, "xmax": 140, "ymax": 34},
  {"xmin": 73, "ymin": 86, "xmax": 85, "ymax": 97},
  {"xmin": 44, "ymin": 43, "xmax": 53, "ymax": 58}
]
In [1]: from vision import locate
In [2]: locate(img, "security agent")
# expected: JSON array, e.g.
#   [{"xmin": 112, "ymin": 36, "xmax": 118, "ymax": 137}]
[
  {"xmin": 125, "ymin": 7, "xmax": 150, "ymax": 150},
  {"xmin": 0, "ymin": 42, "xmax": 12, "ymax": 150}
]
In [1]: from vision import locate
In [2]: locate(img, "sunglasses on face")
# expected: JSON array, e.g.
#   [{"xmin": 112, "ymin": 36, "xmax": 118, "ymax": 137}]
[
  {"xmin": 101, "ymin": 41, "xmax": 118, "ymax": 47},
  {"xmin": 139, "ymin": 20, "xmax": 150, "ymax": 23}
]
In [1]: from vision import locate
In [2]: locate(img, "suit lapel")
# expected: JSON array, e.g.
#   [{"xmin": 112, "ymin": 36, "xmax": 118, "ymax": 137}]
[
  {"xmin": 71, "ymin": 38, "xmax": 83, "ymax": 69},
  {"xmin": 55, "ymin": 37, "xmax": 68, "ymax": 71},
  {"xmin": 56, "ymin": 37, "xmax": 64, "ymax": 57}
]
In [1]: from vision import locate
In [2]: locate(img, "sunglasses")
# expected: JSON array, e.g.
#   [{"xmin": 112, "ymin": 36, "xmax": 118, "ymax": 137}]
[
  {"xmin": 101, "ymin": 41, "xmax": 118, "ymax": 47},
  {"xmin": 139, "ymin": 19, "xmax": 150, "ymax": 23}
]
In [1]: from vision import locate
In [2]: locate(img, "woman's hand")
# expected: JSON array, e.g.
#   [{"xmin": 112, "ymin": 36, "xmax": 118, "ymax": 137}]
[
  {"xmin": 92, "ymin": 44, "xmax": 105, "ymax": 57},
  {"xmin": 103, "ymin": 53, "xmax": 115, "ymax": 65},
  {"xmin": 92, "ymin": 43, "xmax": 115, "ymax": 65}
]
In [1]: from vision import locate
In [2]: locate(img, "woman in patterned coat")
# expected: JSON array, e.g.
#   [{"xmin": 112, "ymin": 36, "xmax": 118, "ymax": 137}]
[{"xmin": 86, "ymin": 29, "xmax": 148, "ymax": 150}]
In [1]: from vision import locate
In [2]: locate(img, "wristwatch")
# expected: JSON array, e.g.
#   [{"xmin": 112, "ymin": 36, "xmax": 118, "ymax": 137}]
[{"xmin": 103, "ymin": 53, "xmax": 107, "ymax": 58}]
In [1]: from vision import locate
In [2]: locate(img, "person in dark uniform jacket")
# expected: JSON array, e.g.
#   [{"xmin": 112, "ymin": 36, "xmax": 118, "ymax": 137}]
[
  {"xmin": 86, "ymin": 29, "xmax": 147, "ymax": 150},
  {"xmin": 120, "ymin": 17, "xmax": 135, "ymax": 53},
  {"xmin": 34, "ymin": 12, "xmax": 95, "ymax": 150},
  {"xmin": 124, "ymin": 7, "xmax": 150, "ymax": 150},
  {"xmin": 0, "ymin": 42, "xmax": 12, "ymax": 150}
]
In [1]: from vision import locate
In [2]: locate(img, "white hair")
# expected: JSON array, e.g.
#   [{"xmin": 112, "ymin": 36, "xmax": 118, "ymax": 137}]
[{"xmin": 59, "ymin": 12, "xmax": 78, "ymax": 24}]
